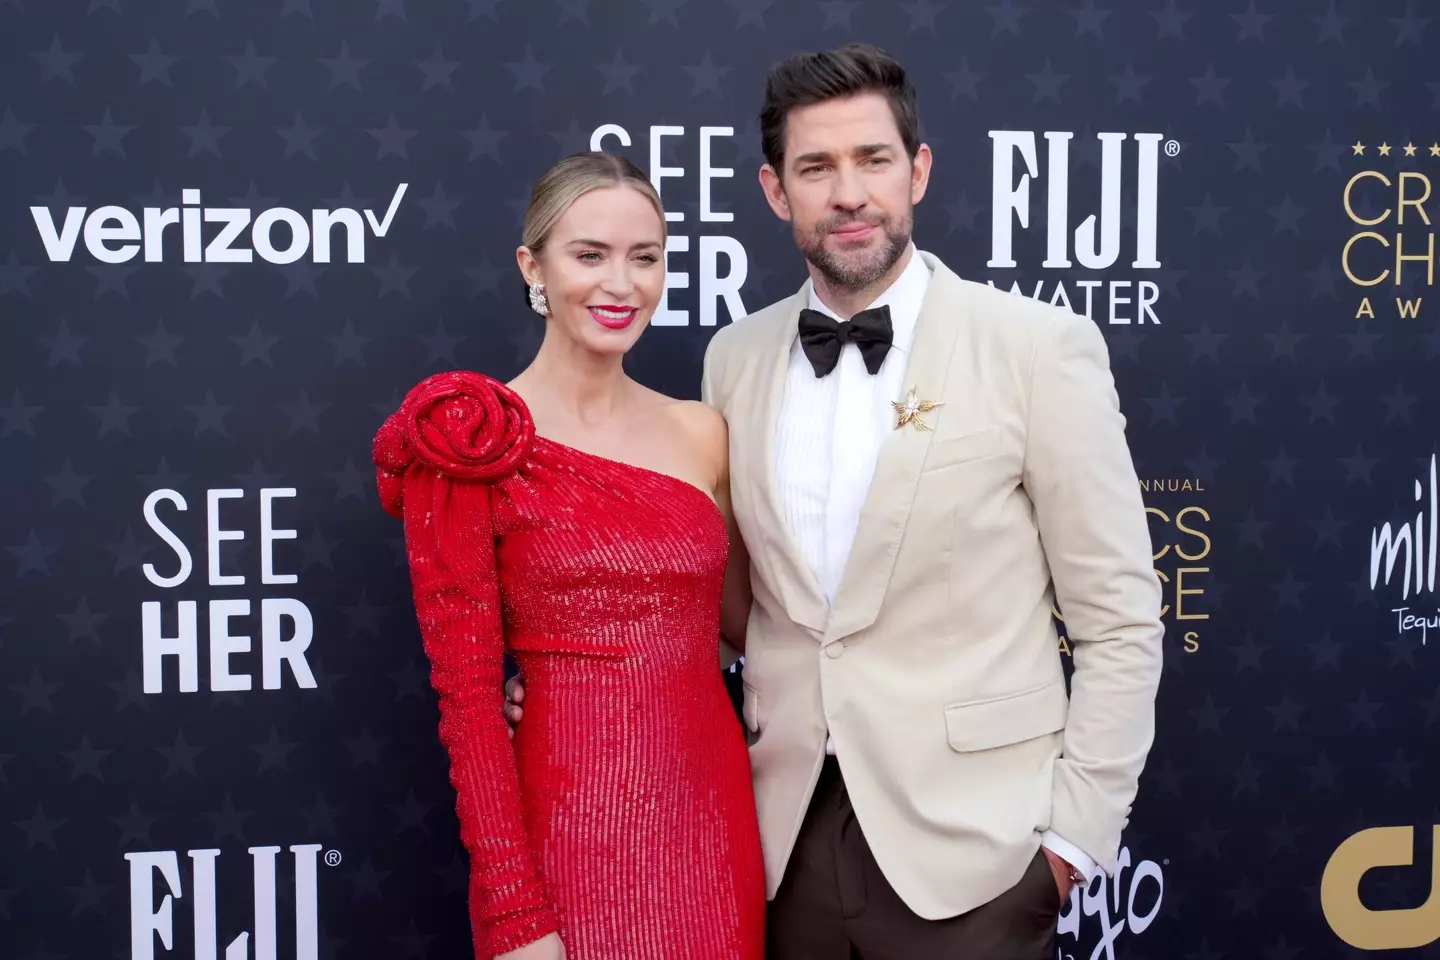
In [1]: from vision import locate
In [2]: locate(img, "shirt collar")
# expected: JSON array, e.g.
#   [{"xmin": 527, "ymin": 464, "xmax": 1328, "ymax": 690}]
[{"xmin": 803, "ymin": 244, "xmax": 931, "ymax": 352}]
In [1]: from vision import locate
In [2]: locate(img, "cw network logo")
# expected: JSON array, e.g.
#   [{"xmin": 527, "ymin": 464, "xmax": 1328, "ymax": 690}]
[
  {"xmin": 30, "ymin": 184, "xmax": 407, "ymax": 265},
  {"xmin": 127, "ymin": 843, "xmax": 338, "ymax": 960},
  {"xmin": 1322, "ymin": 825, "xmax": 1440, "ymax": 950}
]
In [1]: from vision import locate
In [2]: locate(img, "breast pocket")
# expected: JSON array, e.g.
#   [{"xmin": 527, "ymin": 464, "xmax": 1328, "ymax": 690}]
[{"xmin": 923, "ymin": 427, "xmax": 1002, "ymax": 473}]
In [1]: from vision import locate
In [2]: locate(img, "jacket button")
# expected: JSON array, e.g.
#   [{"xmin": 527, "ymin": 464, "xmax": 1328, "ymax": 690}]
[{"xmin": 825, "ymin": 643, "xmax": 844, "ymax": 659}]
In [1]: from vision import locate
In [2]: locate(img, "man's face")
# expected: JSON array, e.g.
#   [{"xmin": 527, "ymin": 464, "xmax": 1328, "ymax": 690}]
[{"xmin": 760, "ymin": 92, "xmax": 931, "ymax": 292}]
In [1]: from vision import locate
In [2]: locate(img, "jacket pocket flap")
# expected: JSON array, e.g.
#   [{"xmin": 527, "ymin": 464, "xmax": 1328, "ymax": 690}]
[
  {"xmin": 943, "ymin": 677, "xmax": 1069, "ymax": 753},
  {"xmin": 924, "ymin": 427, "xmax": 1002, "ymax": 471}
]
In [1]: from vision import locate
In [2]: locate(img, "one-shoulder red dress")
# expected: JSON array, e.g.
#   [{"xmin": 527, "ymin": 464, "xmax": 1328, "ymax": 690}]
[{"xmin": 374, "ymin": 371, "xmax": 765, "ymax": 960}]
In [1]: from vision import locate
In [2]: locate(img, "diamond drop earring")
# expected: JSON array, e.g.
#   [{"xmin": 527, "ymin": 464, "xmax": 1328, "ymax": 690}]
[{"xmin": 527, "ymin": 281, "xmax": 549, "ymax": 317}]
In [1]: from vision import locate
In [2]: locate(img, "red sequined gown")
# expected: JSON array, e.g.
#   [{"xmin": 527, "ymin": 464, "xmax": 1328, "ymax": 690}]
[{"xmin": 374, "ymin": 371, "xmax": 765, "ymax": 960}]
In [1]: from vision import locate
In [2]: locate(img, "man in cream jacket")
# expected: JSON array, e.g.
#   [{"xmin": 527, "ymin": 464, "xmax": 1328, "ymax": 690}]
[{"xmin": 701, "ymin": 44, "xmax": 1164, "ymax": 958}]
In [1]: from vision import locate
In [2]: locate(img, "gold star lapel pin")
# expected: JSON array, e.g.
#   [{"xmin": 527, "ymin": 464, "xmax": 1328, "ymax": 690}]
[{"xmin": 892, "ymin": 386, "xmax": 943, "ymax": 432}]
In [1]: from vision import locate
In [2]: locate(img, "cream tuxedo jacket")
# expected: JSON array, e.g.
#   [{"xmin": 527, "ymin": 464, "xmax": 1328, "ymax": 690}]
[{"xmin": 702, "ymin": 251, "xmax": 1164, "ymax": 920}]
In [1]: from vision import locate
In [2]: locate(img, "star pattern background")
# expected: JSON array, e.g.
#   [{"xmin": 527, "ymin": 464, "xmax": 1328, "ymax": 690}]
[{"xmin": 3, "ymin": 0, "xmax": 1439, "ymax": 957}]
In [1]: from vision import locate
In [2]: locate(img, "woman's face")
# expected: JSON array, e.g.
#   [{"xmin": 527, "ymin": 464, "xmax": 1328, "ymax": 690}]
[{"xmin": 520, "ymin": 186, "xmax": 667, "ymax": 357}]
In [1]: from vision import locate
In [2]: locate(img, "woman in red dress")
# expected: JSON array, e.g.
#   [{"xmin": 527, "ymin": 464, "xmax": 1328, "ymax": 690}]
[{"xmin": 373, "ymin": 152, "xmax": 764, "ymax": 960}]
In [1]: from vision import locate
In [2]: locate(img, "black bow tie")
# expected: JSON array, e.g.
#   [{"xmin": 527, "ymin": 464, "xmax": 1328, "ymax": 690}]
[{"xmin": 797, "ymin": 305, "xmax": 894, "ymax": 378}]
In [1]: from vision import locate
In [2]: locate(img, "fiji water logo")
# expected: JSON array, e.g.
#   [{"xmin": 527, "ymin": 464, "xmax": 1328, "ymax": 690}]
[
  {"xmin": 126, "ymin": 842, "xmax": 341, "ymax": 960},
  {"xmin": 30, "ymin": 184, "xmax": 407, "ymax": 264},
  {"xmin": 986, "ymin": 130, "xmax": 1176, "ymax": 325}
]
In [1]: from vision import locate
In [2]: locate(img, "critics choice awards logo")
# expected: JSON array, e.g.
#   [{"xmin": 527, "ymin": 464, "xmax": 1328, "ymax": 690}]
[
  {"xmin": 1341, "ymin": 138, "xmax": 1440, "ymax": 321},
  {"xmin": 1055, "ymin": 475, "xmax": 1211, "ymax": 659},
  {"xmin": 987, "ymin": 130, "xmax": 1177, "ymax": 325},
  {"xmin": 141, "ymin": 487, "xmax": 317, "ymax": 695},
  {"xmin": 29, "ymin": 184, "xmax": 408, "ymax": 265}
]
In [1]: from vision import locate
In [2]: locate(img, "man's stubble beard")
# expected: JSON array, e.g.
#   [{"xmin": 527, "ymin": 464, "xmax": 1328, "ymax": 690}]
[{"xmin": 794, "ymin": 204, "xmax": 914, "ymax": 294}]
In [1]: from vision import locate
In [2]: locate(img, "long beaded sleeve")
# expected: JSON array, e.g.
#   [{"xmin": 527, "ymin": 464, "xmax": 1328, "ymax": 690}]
[{"xmin": 374, "ymin": 372, "xmax": 559, "ymax": 958}]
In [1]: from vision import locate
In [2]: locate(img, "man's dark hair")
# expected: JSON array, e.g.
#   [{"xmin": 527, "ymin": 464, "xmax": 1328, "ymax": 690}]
[{"xmin": 759, "ymin": 43, "xmax": 921, "ymax": 174}]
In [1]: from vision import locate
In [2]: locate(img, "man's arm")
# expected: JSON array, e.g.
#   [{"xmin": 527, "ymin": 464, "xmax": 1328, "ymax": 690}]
[
  {"xmin": 699, "ymin": 325, "xmax": 725, "ymax": 407},
  {"xmin": 1021, "ymin": 312, "xmax": 1164, "ymax": 878}
]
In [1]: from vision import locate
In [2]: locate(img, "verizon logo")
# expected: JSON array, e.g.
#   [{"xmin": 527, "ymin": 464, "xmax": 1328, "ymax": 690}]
[{"xmin": 30, "ymin": 184, "xmax": 408, "ymax": 264}]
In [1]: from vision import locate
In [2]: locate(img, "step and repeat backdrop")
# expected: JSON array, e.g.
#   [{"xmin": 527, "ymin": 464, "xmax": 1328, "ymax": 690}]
[{"xmin": 2, "ymin": 0, "xmax": 1436, "ymax": 957}]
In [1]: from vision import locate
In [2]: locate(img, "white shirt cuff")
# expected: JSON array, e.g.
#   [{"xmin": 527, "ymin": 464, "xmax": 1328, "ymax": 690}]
[{"xmin": 1040, "ymin": 830, "xmax": 1098, "ymax": 881}]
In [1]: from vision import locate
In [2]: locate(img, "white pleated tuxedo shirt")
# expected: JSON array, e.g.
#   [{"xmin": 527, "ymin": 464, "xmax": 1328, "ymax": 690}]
[{"xmin": 771, "ymin": 245, "xmax": 1097, "ymax": 882}]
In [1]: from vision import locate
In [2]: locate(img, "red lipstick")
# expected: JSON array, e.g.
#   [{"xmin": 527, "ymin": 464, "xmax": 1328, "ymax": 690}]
[{"xmin": 589, "ymin": 305, "xmax": 638, "ymax": 330}]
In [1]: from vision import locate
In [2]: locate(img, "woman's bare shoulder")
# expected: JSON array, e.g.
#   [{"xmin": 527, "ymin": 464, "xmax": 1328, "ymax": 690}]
[
  {"xmin": 671, "ymin": 398, "xmax": 726, "ymax": 444},
  {"xmin": 637, "ymin": 387, "xmax": 728, "ymax": 480},
  {"xmin": 633, "ymin": 384, "xmax": 723, "ymax": 431}
]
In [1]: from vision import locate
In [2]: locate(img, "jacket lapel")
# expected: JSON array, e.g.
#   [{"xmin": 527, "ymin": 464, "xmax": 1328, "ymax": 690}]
[
  {"xmin": 732, "ymin": 287, "xmax": 828, "ymax": 634},
  {"xmin": 824, "ymin": 253, "xmax": 967, "ymax": 641}
]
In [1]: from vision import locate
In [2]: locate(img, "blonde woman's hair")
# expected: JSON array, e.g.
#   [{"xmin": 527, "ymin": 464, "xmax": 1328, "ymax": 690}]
[{"xmin": 521, "ymin": 151, "xmax": 667, "ymax": 256}]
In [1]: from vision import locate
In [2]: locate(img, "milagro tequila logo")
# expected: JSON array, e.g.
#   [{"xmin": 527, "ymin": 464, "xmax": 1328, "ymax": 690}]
[
  {"xmin": 1371, "ymin": 453, "xmax": 1440, "ymax": 643},
  {"xmin": 988, "ymin": 131, "xmax": 1174, "ymax": 325},
  {"xmin": 127, "ymin": 842, "xmax": 338, "ymax": 960},
  {"xmin": 1056, "ymin": 845, "xmax": 1164, "ymax": 960},
  {"xmin": 30, "ymin": 184, "xmax": 407, "ymax": 264}
]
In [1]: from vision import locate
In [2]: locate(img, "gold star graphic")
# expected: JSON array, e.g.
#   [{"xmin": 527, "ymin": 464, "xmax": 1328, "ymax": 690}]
[
  {"xmin": 1379, "ymin": 142, "xmax": 1392, "ymax": 156},
  {"xmin": 1352, "ymin": 141, "xmax": 1366, "ymax": 155},
  {"xmin": 1405, "ymin": 142, "xmax": 1418, "ymax": 157},
  {"xmin": 891, "ymin": 386, "xmax": 943, "ymax": 432},
  {"xmin": 1430, "ymin": 143, "xmax": 1440, "ymax": 157}
]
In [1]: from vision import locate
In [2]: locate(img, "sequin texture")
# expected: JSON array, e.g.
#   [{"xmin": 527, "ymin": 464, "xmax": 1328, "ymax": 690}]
[{"xmin": 375, "ymin": 371, "xmax": 765, "ymax": 960}]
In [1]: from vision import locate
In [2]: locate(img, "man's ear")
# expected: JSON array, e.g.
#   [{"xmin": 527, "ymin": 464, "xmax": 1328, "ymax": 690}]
[
  {"xmin": 759, "ymin": 164, "xmax": 793, "ymax": 223},
  {"xmin": 909, "ymin": 143, "xmax": 934, "ymax": 205}
]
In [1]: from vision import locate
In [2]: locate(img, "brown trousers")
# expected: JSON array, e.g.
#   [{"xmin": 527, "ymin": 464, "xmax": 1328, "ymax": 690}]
[{"xmin": 766, "ymin": 756, "xmax": 1061, "ymax": 960}]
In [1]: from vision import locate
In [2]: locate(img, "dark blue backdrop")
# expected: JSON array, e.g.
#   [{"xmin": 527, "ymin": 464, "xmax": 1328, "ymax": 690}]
[{"xmin": 3, "ymin": 1, "xmax": 1437, "ymax": 957}]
